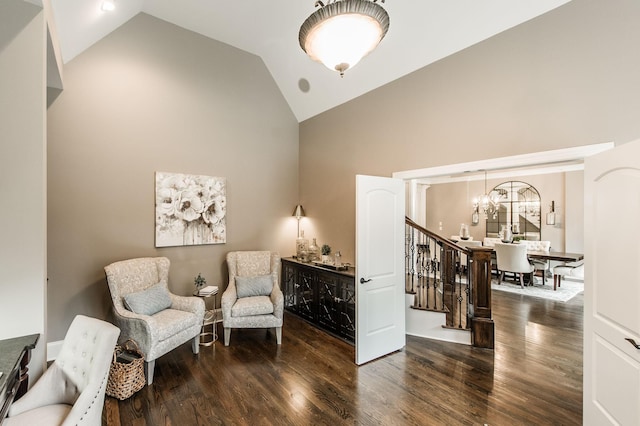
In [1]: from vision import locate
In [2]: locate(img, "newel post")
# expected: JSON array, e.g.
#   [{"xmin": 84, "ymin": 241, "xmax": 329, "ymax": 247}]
[
  {"xmin": 469, "ymin": 247, "xmax": 494, "ymax": 349},
  {"xmin": 441, "ymin": 244, "xmax": 457, "ymax": 325}
]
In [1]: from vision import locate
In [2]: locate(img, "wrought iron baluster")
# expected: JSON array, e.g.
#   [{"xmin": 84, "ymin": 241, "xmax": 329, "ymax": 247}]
[{"xmin": 403, "ymin": 217, "xmax": 486, "ymax": 342}]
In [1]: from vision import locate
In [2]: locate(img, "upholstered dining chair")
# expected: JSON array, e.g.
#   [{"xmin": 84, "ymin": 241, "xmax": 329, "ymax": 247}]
[
  {"xmin": 494, "ymin": 242, "xmax": 535, "ymax": 289},
  {"xmin": 104, "ymin": 257, "xmax": 205, "ymax": 385},
  {"xmin": 457, "ymin": 240, "xmax": 482, "ymax": 273},
  {"xmin": 5, "ymin": 315, "xmax": 120, "ymax": 426},
  {"xmin": 221, "ymin": 251, "xmax": 284, "ymax": 346},
  {"xmin": 520, "ymin": 240, "xmax": 552, "ymax": 285},
  {"xmin": 552, "ymin": 260, "xmax": 584, "ymax": 291}
]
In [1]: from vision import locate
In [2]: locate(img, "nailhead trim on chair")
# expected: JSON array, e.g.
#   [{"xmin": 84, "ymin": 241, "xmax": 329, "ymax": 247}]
[{"xmin": 78, "ymin": 371, "xmax": 108, "ymax": 424}]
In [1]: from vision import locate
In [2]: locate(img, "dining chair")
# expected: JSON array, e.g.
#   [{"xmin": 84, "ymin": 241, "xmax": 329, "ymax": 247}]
[
  {"xmin": 552, "ymin": 260, "xmax": 584, "ymax": 290},
  {"xmin": 521, "ymin": 240, "xmax": 551, "ymax": 285},
  {"xmin": 494, "ymin": 242, "xmax": 534, "ymax": 289},
  {"xmin": 457, "ymin": 240, "xmax": 482, "ymax": 274},
  {"xmin": 482, "ymin": 237, "xmax": 502, "ymax": 247}
]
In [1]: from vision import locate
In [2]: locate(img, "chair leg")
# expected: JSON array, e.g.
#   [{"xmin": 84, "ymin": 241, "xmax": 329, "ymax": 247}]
[
  {"xmin": 224, "ymin": 327, "xmax": 231, "ymax": 346},
  {"xmin": 145, "ymin": 359, "xmax": 155, "ymax": 386},
  {"xmin": 191, "ymin": 335, "xmax": 200, "ymax": 354},
  {"xmin": 275, "ymin": 327, "xmax": 282, "ymax": 345},
  {"xmin": 519, "ymin": 273, "xmax": 525, "ymax": 289},
  {"xmin": 499, "ymin": 271, "xmax": 504, "ymax": 284}
]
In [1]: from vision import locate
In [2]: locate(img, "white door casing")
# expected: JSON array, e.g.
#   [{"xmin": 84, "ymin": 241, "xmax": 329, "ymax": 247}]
[
  {"xmin": 584, "ymin": 140, "xmax": 640, "ymax": 425},
  {"xmin": 355, "ymin": 175, "xmax": 406, "ymax": 365}
]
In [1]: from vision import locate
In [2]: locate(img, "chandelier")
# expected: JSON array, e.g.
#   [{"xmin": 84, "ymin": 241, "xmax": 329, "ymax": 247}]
[
  {"xmin": 472, "ymin": 171, "xmax": 502, "ymax": 220},
  {"xmin": 298, "ymin": 0, "xmax": 390, "ymax": 77}
]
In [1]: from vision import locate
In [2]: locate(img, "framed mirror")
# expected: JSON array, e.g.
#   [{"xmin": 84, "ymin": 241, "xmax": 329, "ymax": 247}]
[{"xmin": 486, "ymin": 181, "xmax": 541, "ymax": 241}]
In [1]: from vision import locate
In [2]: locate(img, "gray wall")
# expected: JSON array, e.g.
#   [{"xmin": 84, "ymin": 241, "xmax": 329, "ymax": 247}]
[
  {"xmin": 0, "ymin": 0, "xmax": 47, "ymax": 375},
  {"xmin": 46, "ymin": 14, "xmax": 299, "ymax": 341},
  {"xmin": 299, "ymin": 0, "xmax": 640, "ymax": 263}
]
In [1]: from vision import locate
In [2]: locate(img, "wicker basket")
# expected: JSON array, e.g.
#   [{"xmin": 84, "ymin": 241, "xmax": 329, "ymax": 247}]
[{"xmin": 106, "ymin": 339, "xmax": 146, "ymax": 400}]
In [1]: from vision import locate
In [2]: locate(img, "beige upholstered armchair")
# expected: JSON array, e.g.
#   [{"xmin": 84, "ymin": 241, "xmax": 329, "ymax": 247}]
[
  {"xmin": 221, "ymin": 251, "xmax": 284, "ymax": 346},
  {"xmin": 104, "ymin": 257, "xmax": 205, "ymax": 385},
  {"xmin": 5, "ymin": 315, "xmax": 120, "ymax": 426}
]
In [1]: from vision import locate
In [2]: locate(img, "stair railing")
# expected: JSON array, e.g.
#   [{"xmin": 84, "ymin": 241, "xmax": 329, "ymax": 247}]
[{"xmin": 405, "ymin": 217, "xmax": 494, "ymax": 348}]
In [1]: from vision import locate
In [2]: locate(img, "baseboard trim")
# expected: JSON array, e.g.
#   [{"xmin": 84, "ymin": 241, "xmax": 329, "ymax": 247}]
[{"xmin": 47, "ymin": 340, "xmax": 63, "ymax": 361}]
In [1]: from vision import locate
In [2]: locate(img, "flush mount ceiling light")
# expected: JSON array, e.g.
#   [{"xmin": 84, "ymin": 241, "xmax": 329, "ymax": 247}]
[
  {"xmin": 299, "ymin": 0, "xmax": 390, "ymax": 77},
  {"xmin": 101, "ymin": 0, "xmax": 115, "ymax": 12}
]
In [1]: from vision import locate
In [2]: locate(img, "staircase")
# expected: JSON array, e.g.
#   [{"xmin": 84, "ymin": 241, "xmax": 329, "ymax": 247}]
[{"xmin": 405, "ymin": 217, "xmax": 495, "ymax": 348}]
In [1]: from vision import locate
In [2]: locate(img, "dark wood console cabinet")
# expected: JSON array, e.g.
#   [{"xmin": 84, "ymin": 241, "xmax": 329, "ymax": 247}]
[
  {"xmin": 1, "ymin": 334, "xmax": 39, "ymax": 424},
  {"xmin": 281, "ymin": 258, "xmax": 356, "ymax": 343}
]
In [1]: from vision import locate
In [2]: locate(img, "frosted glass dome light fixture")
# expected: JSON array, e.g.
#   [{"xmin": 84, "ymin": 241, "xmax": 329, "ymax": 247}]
[
  {"xmin": 299, "ymin": 0, "xmax": 390, "ymax": 77},
  {"xmin": 101, "ymin": 0, "xmax": 115, "ymax": 12}
]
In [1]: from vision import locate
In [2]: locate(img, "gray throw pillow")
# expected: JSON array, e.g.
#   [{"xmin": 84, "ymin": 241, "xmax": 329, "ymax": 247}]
[
  {"xmin": 123, "ymin": 281, "xmax": 172, "ymax": 315},
  {"xmin": 236, "ymin": 275, "xmax": 273, "ymax": 298}
]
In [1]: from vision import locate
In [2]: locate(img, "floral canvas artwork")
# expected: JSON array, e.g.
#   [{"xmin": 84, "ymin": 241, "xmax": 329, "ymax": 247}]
[{"xmin": 155, "ymin": 172, "xmax": 226, "ymax": 247}]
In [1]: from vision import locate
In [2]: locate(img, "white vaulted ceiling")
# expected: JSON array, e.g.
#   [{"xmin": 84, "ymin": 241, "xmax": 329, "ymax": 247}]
[{"xmin": 46, "ymin": 0, "xmax": 571, "ymax": 122}]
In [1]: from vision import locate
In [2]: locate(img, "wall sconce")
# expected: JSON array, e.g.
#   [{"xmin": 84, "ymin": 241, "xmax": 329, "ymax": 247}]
[
  {"xmin": 292, "ymin": 204, "xmax": 306, "ymax": 238},
  {"xmin": 471, "ymin": 205, "xmax": 479, "ymax": 225},
  {"xmin": 546, "ymin": 201, "xmax": 556, "ymax": 225}
]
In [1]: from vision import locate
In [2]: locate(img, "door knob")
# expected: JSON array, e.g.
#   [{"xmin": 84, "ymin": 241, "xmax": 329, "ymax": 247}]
[
  {"xmin": 360, "ymin": 278, "xmax": 372, "ymax": 284},
  {"xmin": 625, "ymin": 338, "xmax": 640, "ymax": 349}
]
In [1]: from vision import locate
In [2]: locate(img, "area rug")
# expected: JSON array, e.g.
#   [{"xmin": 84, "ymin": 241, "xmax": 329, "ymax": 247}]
[{"xmin": 491, "ymin": 278, "xmax": 584, "ymax": 303}]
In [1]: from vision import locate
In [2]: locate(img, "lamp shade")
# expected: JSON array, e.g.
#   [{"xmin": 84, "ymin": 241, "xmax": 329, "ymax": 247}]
[
  {"xmin": 292, "ymin": 205, "xmax": 306, "ymax": 219},
  {"xmin": 299, "ymin": 0, "xmax": 389, "ymax": 76}
]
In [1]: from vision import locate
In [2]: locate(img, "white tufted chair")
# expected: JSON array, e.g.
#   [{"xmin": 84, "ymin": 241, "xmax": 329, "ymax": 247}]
[
  {"xmin": 494, "ymin": 243, "xmax": 535, "ymax": 289},
  {"xmin": 520, "ymin": 240, "xmax": 551, "ymax": 285},
  {"xmin": 553, "ymin": 260, "xmax": 584, "ymax": 290},
  {"xmin": 456, "ymin": 240, "xmax": 482, "ymax": 272},
  {"xmin": 5, "ymin": 315, "xmax": 120, "ymax": 426},
  {"xmin": 104, "ymin": 257, "xmax": 205, "ymax": 385},
  {"xmin": 221, "ymin": 251, "xmax": 283, "ymax": 346},
  {"xmin": 483, "ymin": 237, "xmax": 503, "ymax": 276},
  {"xmin": 520, "ymin": 240, "xmax": 551, "ymax": 252},
  {"xmin": 482, "ymin": 237, "xmax": 503, "ymax": 247}
]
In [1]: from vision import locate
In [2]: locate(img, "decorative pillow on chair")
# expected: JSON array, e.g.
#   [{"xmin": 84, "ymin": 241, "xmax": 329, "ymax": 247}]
[
  {"xmin": 235, "ymin": 275, "xmax": 273, "ymax": 298},
  {"xmin": 123, "ymin": 281, "xmax": 172, "ymax": 315}
]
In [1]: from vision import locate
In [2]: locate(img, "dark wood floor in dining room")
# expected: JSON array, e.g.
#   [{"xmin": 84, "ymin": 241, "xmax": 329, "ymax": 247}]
[{"xmin": 103, "ymin": 290, "xmax": 583, "ymax": 426}]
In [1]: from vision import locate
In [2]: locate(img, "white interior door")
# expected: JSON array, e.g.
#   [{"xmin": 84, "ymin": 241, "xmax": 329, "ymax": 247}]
[
  {"xmin": 584, "ymin": 140, "xmax": 640, "ymax": 425},
  {"xmin": 355, "ymin": 174, "xmax": 405, "ymax": 365}
]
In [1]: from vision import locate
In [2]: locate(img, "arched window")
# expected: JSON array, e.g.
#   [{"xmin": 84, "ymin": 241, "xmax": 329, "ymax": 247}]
[{"xmin": 486, "ymin": 181, "xmax": 541, "ymax": 241}]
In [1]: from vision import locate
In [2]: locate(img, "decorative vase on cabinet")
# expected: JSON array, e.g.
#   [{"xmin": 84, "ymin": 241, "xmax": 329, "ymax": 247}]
[
  {"xmin": 308, "ymin": 238, "xmax": 319, "ymax": 262},
  {"xmin": 296, "ymin": 231, "xmax": 309, "ymax": 261}
]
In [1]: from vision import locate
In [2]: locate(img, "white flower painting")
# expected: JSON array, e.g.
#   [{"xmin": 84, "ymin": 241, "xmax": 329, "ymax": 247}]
[{"xmin": 155, "ymin": 172, "xmax": 226, "ymax": 247}]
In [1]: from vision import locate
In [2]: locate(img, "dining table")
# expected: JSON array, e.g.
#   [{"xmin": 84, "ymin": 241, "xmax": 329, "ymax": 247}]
[
  {"xmin": 486, "ymin": 247, "xmax": 583, "ymax": 287},
  {"xmin": 526, "ymin": 251, "xmax": 584, "ymax": 263}
]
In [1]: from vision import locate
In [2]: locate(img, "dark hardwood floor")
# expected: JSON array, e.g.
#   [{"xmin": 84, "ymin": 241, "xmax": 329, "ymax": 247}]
[{"xmin": 104, "ymin": 290, "xmax": 583, "ymax": 425}]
